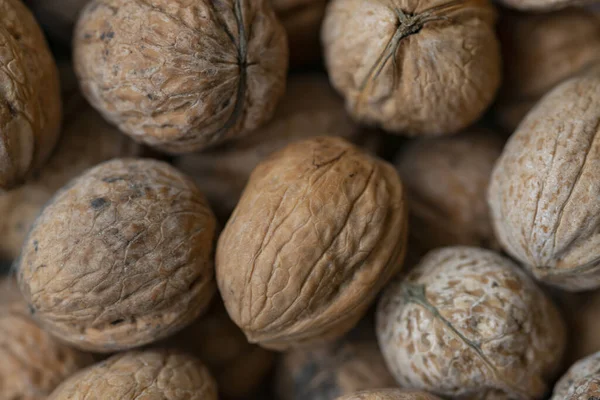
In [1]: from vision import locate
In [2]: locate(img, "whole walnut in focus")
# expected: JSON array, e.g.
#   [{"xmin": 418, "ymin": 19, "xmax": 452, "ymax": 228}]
[
  {"xmin": 26, "ymin": 0, "xmax": 90, "ymax": 45},
  {"xmin": 396, "ymin": 130, "xmax": 502, "ymax": 256},
  {"xmin": 551, "ymin": 352, "xmax": 600, "ymax": 400},
  {"xmin": 495, "ymin": 9, "xmax": 600, "ymax": 132},
  {"xmin": 18, "ymin": 159, "xmax": 217, "ymax": 352},
  {"xmin": 217, "ymin": 137, "xmax": 408, "ymax": 350},
  {"xmin": 489, "ymin": 66, "xmax": 600, "ymax": 291},
  {"xmin": 0, "ymin": 0, "xmax": 62, "ymax": 190},
  {"xmin": 74, "ymin": 0, "xmax": 288, "ymax": 153},
  {"xmin": 336, "ymin": 390, "xmax": 442, "ymax": 400},
  {"xmin": 322, "ymin": 0, "xmax": 500, "ymax": 136},
  {"xmin": 49, "ymin": 350, "xmax": 218, "ymax": 400},
  {"xmin": 377, "ymin": 247, "xmax": 566, "ymax": 400}
]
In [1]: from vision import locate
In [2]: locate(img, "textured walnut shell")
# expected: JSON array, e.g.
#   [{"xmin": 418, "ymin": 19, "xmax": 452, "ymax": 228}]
[
  {"xmin": 49, "ymin": 350, "xmax": 218, "ymax": 399},
  {"xmin": 321, "ymin": 0, "xmax": 500, "ymax": 136},
  {"xmin": 18, "ymin": 158, "xmax": 217, "ymax": 352},
  {"xmin": 0, "ymin": 0, "xmax": 62, "ymax": 190},
  {"xmin": 396, "ymin": 129, "xmax": 502, "ymax": 256},
  {"xmin": 336, "ymin": 390, "xmax": 442, "ymax": 400},
  {"xmin": 551, "ymin": 352, "xmax": 600, "ymax": 400},
  {"xmin": 495, "ymin": 9, "xmax": 600, "ymax": 132},
  {"xmin": 175, "ymin": 74, "xmax": 366, "ymax": 221},
  {"xmin": 489, "ymin": 66, "xmax": 600, "ymax": 291},
  {"xmin": 377, "ymin": 247, "xmax": 566, "ymax": 400},
  {"xmin": 73, "ymin": 0, "xmax": 288, "ymax": 153},
  {"xmin": 217, "ymin": 136, "xmax": 408, "ymax": 350}
]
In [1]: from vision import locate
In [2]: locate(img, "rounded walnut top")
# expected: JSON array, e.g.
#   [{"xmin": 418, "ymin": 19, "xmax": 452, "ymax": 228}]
[{"xmin": 551, "ymin": 351, "xmax": 600, "ymax": 400}]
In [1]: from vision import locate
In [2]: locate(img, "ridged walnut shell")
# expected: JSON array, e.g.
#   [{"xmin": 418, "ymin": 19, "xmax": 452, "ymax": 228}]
[
  {"xmin": 321, "ymin": 0, "xmax": 500, "ymax": 136},
  {"xmin": 0, "ymin": 0, "xmax": 62, "ymax": 190},
  {"xmin": 495, "ymin": 9, "xmax": 600, "ymax": 132},
  {"xmin": 73, "ymin": 0, "xmax": 288, "ymax": 153},
  {"xmin": 336, "ymin": 390, "xmax": 442, "ymax": 400},
  {"xmin": 18, "ymin": 158, "xmax": 217, "ymax": 352},
  {"xmin": 48, "ymin": 350, "xmax": 218, "ymax": 400},
  {"xmin": 551, "ymin": 352, "xmax": 600, "ymax": 400},
  {"xmin": 216, "ymin": 136, "xmax": 408, "ymax": 350},
  {"xmin": 377, "ymin": 247, "xmax": 566, "ymax": 400},
  {"xmin": 488, "ymin": 66, "xmax": 600, "ymax": 291}
]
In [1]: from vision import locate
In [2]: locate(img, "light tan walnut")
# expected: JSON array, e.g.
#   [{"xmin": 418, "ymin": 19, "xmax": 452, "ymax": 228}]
[
  {"xmin": 551, "ymin": 352, "xmax": 600, "ymax": 400},
  {"xmin": 48, "ymin": 350, "xmax": 218, "ymax": 400},
  {"xmin": 377, "ymin": 247, "xmax": 566, "ymax": 400},
  {"xmin": 0, "ymin": 0, "xmax": 62, "ymax": 190},
  {"xmin": 18, "ymin": 158, "xmax": 217, "ymax": 352},
  {"xmin": 336, "ymin": 390, "xmax": 442, "ymax": 400},
  {"xmin": 488, "ymin": 66, "xmax": 600, "ymax": 291},
  {"xmin": 217, "ymin": 137, "xmax": 408, "ymax": 350},
  {"xmin": 73, "ymin": 0, "xmax": 288, "ymax": 153},
  {"xmin": 321, "ymin": 0, "xmax": 500, "ymax": 136}
]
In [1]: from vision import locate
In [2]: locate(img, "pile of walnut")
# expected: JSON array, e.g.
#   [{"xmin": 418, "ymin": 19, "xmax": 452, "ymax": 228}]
[{"xmin": 1, "ymin": 0, "xmax": 600, "ymax": 398}]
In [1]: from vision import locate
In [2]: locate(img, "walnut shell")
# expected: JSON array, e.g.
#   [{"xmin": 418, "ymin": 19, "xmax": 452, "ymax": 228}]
[
  {"xmin": 18, "ymin": 158, "xmax": 217, "ymax": 352},
  {"xmin": 321, "ymin": 0, "xmax": 500, "ymax": 136},
  {"xmin": 73, "ymin": 0, "xmax": 288, "ymax": 153},
  {"xmin": 495, "ymin": 9, "xmax": 600, "ymax": 132},
  {"xmin": 551, "ymin": 352, "xmax": 600, "ymax": 400},
  {"xmin": 217, "ymin": 136, "xmax": 408, "ymax": 350},
  {"xmin": 488, "ymin": 66, "xmax": 600, "ymax": 291},
  {"xmin": 336, "ymin": 390, "xmax": 442, "ymax": 400},
  {"xmin": 377, "ymin": 247, "xmax": 566, "ymax": 400},
  {"xmin": 48, "ymin": 350, "xmax": 218, "ymax": 399},
  {"xmin": 0, "ymin": 0, "xmax": 62, "ymax": 190}
]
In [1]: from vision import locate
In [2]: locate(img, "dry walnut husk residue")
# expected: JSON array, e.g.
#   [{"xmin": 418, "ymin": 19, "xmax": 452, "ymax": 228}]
[{"xmin": 551, "ymin": 351, "xmax": 600, "ymax": 400}]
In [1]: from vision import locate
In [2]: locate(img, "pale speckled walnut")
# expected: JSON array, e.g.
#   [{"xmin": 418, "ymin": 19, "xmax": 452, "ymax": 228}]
[
  {"xmin": 495, "ymin": 9, "xmax": 600, "ymax": 132},
  {"xmin": 488, "ymin": 66, "xmax": 600, "ymax": 292},
  {"xmin": 0, "ymin": 0, "xmax": 62, "ymax": 190},
  {"xmin": 0, "ymin": 300, "xmax": 93, "ymax": 400},
  {"xmin": 18, "ymin": 158, "xmax": 217, "ymax": 352},
  {"xmin": 321, "ymin": 0, "xmax": 500, "ymax": 136},
  {"xmin": 551, "ymin": 352, "xmax": 600, "ymax": 400},
  {"xmin": 73, "ymin": 0, "xmax": 288, "ymax": 154},
  {"xmin": 376, "ymin": 247, "xmax": 566, "ymax": 400},
  {"xmin": 336, "ymin": 390, "xmax": 442, "ymax": 400},
  {"xmin": 175, "ymin": 74, "xmax": 367, "ymax": 221},
  {"xmin": 396, "ymin": 129, "xmax": 503, "ymax": 256},
  {"xmin": 217, "ymin": 136, "xmax": 408, "ymax": 350},
  {"xmin": 48, "ymin": 350, "xmax": 218, "ymax": 400}
]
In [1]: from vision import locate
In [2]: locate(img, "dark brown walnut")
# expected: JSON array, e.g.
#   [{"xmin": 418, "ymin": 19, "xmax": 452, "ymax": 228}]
[
  {"xmin": 175, "ymin": 74, "xmax": 369, "ymax": 221},
  {"xmin": 321, "ymin": 0, "xmax": 501, "ymax": 136},
  {"xmin": 336, "ymin": 390, "xmax": 442, "ymax": 400},
  {"xmin": 495, "ymin": 9, "xmax": 600, "ymax": 132},
  {"xmin": 26, "ymin": 0, "xmax": 90, "ymax": 45},
  {"xmin": 377, "ymin": 247, "xmax": 566, "ymax": 400},
  {"xmin": 217, "ymin": 137, "xmax": 408, "ymax": 350},
  {"xmin": 0, "ymin": 0, "xmax": 62, "ymax": 190},
  {"xmin": 551, "ymin": 352, "xmax": 600, "ymax": 400},
  {"xmin": 73, "ymin": 0, "xmax": 288, "ymax": 154},
  {"xmin": 488, "ymin": 66, "xmax": 600, "ymax": 291},
  {"xmin": 48, "ymin": 350, "xmax": 218, "ymax": 399},
  {"xmin": 18, "ymin": 158, "xmax": 217, "ymax": 352},
  {"xmin": 396, "ymin": 129, "xmax": 503, "ymax": 256}
]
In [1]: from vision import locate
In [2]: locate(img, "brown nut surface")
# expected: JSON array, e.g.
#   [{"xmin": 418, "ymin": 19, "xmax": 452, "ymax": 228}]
[
  {"xmin": 321, "ymin": 0, "xmax": 500, "ymax": 136},
  {"xmin": 74, "ymin": 0, "xmax": 288, "ymax": 153},
  {"xmin": 0, "ymin": 0, "xmax": 62, "ymax": 190},
  {"xmin": 49, "ymin": 349, "xmax": 218, "ymax": 400},
  {"xmin": 18, "ymin": 158, "xmax": 217, "ymax": 352},
  {"xmin": 551, "ymin": 352, "xmax": 600, "ymax": 400},
  {"xmin": 495, "ymin": 9, "xmax": 600, "ymax": 132},
  {"xmin": 489, "ymin": 66, "xmax": 600, "ymax": 291},
  {"xmin": 336, "ymin": 390, "xmax": 442, "ymax": 400},
  {"xmin": 217, "ymin": 136, "xmax": 408, "ymax": 350},
  {"xmin": 377, "ymin": 246, "xmax": 566, "ymax": 400},
  {"xmin": 396, "ymin": 129, "xmax": 503, "ymax": 255}
]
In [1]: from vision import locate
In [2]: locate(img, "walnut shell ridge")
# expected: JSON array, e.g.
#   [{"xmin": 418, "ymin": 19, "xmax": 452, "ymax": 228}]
[
  {"xmin": 217, "ymin": 136, "xmax": 408, "ymax": 350},
  {"xmin": 336, "ymin": 389, "xmax": 442, "ymax": 400},
  {"xmin": 322, "ymin": 0, "xmax": 501, "ymax": 136},
  {"xmin": 376, "ymin": 246, "xmax": 566, "ymax": 400},
  {"xmin": 18, "ymin": 158, "xmax": 217, "ymax": 352},
  {"xmin": 73, "ymin": 0, "xmax": 289, "ymax": 153},
  {"xmin": 489, "ymin": 66, "xmax": 600, "ymax": 291},
  {"xmin": 551, "ymin": 351, "xmax": 600, "ymax": 400}
]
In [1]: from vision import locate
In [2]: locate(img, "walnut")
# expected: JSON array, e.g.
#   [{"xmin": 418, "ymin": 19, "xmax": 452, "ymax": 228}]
[
  {"xmin": 551, "ymin": 352, "xmax": 600, "ymax": 400},
  {"xmin": 73, "ymin": 0, "xmax": 288, "ymax": 153},
  {"xmin": 376, "ymin": 247, "xmax": 566, "ymax": 400},
  {"xmin": 495, "ymin": 9, "xmax": 600, "ymax": 132},
  {"xmin": 488, "ymin": 66, "xmax": 600, "ymax": 291},
  {"xmin": 0, "ymin": 0, "xmax": 62, "ymax": 190},
  {"xmin": 335, "ymin": 390, "xmax": 442, "ymax": 400},
  {"xmin": 48, "ymin": 350, "xmax": 218, "ymax": 399},
  {"xmin": 217, "ymin": 136, "xmax": 408, "ymax": 350},
  {"xmin": 396, "ymin": 129, "xmax": 503, "ymax": 256},
  {"xmin": 321, "ymin": 0, "xmax": 500, "ymax": 136},
  {"xmin": 17, "ymin": 158, "xmax": 217, "ymax": 352}
]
